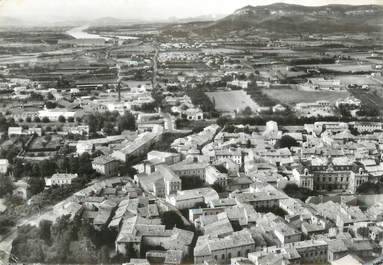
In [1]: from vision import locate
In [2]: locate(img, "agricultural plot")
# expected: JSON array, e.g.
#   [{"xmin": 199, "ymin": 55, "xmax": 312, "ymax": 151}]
[
  {"xmin": 205, "ymin": 90, "xmax": 260, "ymax": 112},
  {"xmin": 263, "ymin": 88, "xmax": 349, "ymax": 106}
]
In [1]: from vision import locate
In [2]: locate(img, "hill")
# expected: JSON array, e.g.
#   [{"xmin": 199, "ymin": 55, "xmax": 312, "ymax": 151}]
[{"xmin": 162, "ymin": 3, "xmax": 383, "ymax": 37}]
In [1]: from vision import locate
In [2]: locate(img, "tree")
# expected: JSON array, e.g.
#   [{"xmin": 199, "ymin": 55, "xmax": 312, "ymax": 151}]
[
  {"xmin": 33, "ymin": 116, "xmax": 41, "ymax": 123},
  {"xmin": 117, "ymin": 111, "xmax": 136, "ymax": 132},
  {"xmin": 39, "ymin": 220, "xmax": 52, "ymax": 243},
  {"xmin": 283, "ymin": 183, "xmax": 318, "ymax": 202},
  {"xmin": 47, "ymin": 93, "xmax": 54, "ymax": 100},
  {"xmin": 68, "ymin": 238, "xmax": 97, "ymax": 264},
  {"xmin": 67, "ymin": 117, "xmax": 74, "ymax": 123},
  {"xmin": 28, "ymin": 177, "xmax": 45, "ymax": 196},
  {"xmin": 58, "ymin": 116, "xmax": 66, "ymax": 123},
  {"xmin": 42, "ymin": 117, "xmax": 50, "ymax": 123},
  {"xmin": 78, "ymin": 153, "xmax": 95, "ymax": 179},
  {"xmin": 0, "ymin": 216, "xmax": 15, "ymax": 235},
  {"xmin": 45, "ymin": 101, "xmax": 57, "ymax": 109},
  {"xmin": 217, "ymin": 116, "xmax": 231, "ymax": 127},
  {"xmin": 274, "ymin": 135, "xmax": 299, "ymax": 149},
  {"xmin": 356, "ymin": 182, "xmax": 383, "ymax": 194},
  {"xmin": 242, "ymin": 106, "xmax": 253, "ymax": 116},
  {"xmin": 0, "ymin": 174, "xmax": 14, "ymax": 197},
  {"xmin": 162, "ymin": 211, "xmax": 185, "ymax": 229}
]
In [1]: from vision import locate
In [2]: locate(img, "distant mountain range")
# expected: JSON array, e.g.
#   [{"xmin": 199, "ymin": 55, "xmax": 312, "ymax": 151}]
[
  {"xmin": 162, "ymin": 3, "xmax": 383, "ymax": 36},
  {"xmin": 0, "ymin": 14, "xmax": 225, "ymax": 28}
]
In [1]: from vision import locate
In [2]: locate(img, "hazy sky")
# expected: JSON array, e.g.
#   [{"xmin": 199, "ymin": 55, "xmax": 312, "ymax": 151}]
[{"xmin": 0, "ymin": 0, "xmax": 381, "ymax": 21}]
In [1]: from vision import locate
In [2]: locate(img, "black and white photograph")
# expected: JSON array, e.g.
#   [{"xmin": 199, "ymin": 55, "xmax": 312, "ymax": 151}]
[{"xmin": 0, "ymin": 0, "xmax": 382, "ymax": 264}]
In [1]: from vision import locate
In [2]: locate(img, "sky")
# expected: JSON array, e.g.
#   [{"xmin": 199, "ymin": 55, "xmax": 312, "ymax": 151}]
[{"xmin": 0, "ymin": 0, "xmax": 382, "ymax": 22}]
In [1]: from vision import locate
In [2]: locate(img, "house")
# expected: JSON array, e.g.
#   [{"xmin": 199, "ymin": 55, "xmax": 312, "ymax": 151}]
[
  {"xmin": 326, "ymin": 239, "xmax": 349, "ymax": 262},
  {"xmin": 45, "ymin": 173, "xmax": 78, "ymax": 187},
  {"xmin": 285, "ymin": 240, "xmax": 328, "ymax": 264},
  {"xmin": 227, "ymin": 176, "xmax": 253, "ymax": 192},
  {"xmin": 136, "ymin": 165, "xmax": 181, "ymax": 197},
  {"xmin": 188, "ymin": 207, "xmax": 226, "ymax": 223},
  {"xmin": 292, "ymin": 167, "xmax": 314, "ymax": 190},
  {"xmin": 185, "ymin": 108, "xmax": 203, "ymax": 121},
  {"xmin": 213, "ymin": 148, "xmax": 242, "ymax": 166},
  {"xmin": 92, "ymin": 155, "xmax": 120, "ymax": 177},
  {"xmin": 147, "ymin": 151, "xmax": 181, "ymax": 165},
  {"xmin": 112, "ymin": 130, "xmax": 163, "ymax": 163},
  {"xmin": 273, "ymin": 223, "xmax": 302, "ymax": 245},
  {"xmin": 232, "ymin": 190, "xmax": 287, "ymax": 211},
  {"xmin": 170, "ymin": 162, "xmax": 209, "ymax": 181},
  {"xmin": 194, "ymin": 229, "xmax": 255, "ymax": 264},
  {"xmin": 166, "ymin": 187, "xmax": 219, "ymax": 209},
  {"xmin": 205, "ymin": 165, "xmax": 229, "ymax": 187},
  {"xmin": 116, "ymin": 216, "xmax": 194, "ymax": 258},
  {"xmin": 13, "ymin": 180, "xmax": 28, "ymax": 200},
  {"xmin": 331, "ymin": 254, "xmax": 363, "ymax": 265}
]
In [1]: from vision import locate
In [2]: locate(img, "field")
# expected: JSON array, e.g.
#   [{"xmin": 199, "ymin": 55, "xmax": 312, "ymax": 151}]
[
  {"xmin": 205, "ymin": 90, "xmax": 260, "ymax": 112},
  {"xmin": 263, "ymin": 88, "xmax": 350, "ymax": 106}
]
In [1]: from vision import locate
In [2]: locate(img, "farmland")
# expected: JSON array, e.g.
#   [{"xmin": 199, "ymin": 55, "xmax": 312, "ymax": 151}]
[
  {"xmin": 205, "ymin": 90, "xmax": 260, "ymax": 113},
  {"xmin": 263, "ymin": 87, "xmax": 350, "ymax": 106}
]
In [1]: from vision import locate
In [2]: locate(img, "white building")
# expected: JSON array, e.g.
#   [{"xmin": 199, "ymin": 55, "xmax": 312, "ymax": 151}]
[
  {"xmin": 38, "ymin": 108, "xmax": 75, "ymax": 121},
  {"xmin": 45, "ymin": 173, "xmax": 78, "ymax": 187},
  {"xmin": 92, "ymin": 155, "xmax": 120, "ymax": 177},
  {"xmin": 166, "ymin": 187, "xmax": 219, "ymax": 209}
]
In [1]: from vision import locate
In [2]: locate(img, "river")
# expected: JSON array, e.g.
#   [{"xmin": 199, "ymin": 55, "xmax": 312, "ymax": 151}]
[{"xmin": 66, "ymin": 25, "xmax": 138, "ymax": 40}]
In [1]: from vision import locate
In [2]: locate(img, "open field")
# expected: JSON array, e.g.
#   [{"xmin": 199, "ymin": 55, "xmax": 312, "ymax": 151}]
[
  {"xmin": 205, "ymin": 90, "xmax": 260, "ymax": 112},
  {"xmin": 263, "ymin": 88, "xmax": 349, "ymax": 106}
]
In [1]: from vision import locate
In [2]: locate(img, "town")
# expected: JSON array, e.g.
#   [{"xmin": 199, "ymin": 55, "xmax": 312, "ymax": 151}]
[{"xmin": 0, "ymin": 2, "xmax": 383, "ymax": 265}]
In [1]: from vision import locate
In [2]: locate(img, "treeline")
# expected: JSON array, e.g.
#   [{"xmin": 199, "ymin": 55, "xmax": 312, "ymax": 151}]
[{"xmin": 286, "ymin": 57, "xmax": 335, "ymax": 65}]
